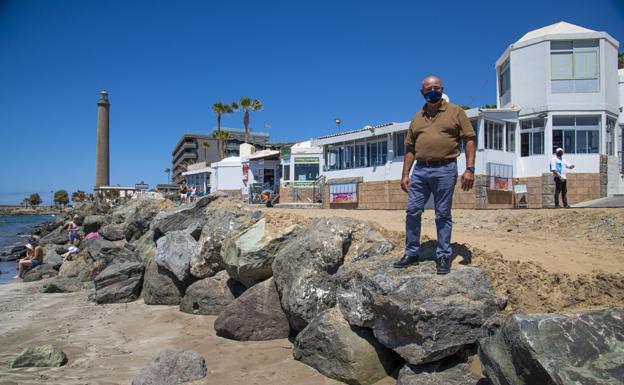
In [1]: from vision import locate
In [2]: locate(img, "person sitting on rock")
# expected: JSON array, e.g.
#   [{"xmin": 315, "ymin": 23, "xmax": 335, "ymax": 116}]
[
  {"xmin": 61, "ymin": 245, "xmax": 79, "ymax": 262},
  {"xmin": 67, "ymin": 215, "xmax": 80, "ymax": 245},
  {"xmin": 16, "ymin": 237, "xmax": 44, "ymax": 279}
]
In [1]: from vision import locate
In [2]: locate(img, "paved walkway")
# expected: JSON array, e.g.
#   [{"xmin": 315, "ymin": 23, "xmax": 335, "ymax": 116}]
[{"xmin": 572, "ymin": 195, "xmax": 624, "ymax": 208}]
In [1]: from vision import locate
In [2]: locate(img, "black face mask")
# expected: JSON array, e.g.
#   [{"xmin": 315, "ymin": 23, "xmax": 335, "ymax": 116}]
[{"xmin": 423, "ymin": 88, "xmax": 443, "ymax": 103}]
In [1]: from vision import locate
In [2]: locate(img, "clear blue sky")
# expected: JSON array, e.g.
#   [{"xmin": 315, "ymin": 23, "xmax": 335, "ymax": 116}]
[{"xmin": 1, "ymin": 0, "xmax": 623, "ymax": 204}]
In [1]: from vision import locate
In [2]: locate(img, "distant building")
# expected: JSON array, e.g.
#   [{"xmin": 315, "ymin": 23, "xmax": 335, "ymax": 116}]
[{"xmin": 171, "ymin": 129, "xmax": 271, "ymax": 184}]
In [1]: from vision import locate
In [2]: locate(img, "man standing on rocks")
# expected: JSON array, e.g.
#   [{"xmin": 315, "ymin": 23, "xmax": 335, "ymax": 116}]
[{"xmin": 394, "ymin": 76, "xmax": 476, "ymax": 274}]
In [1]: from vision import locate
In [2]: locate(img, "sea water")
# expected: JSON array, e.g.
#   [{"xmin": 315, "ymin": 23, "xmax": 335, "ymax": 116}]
[{"xmin": 0, "ymin": 214, "xmax": 55, "ymax": 283}]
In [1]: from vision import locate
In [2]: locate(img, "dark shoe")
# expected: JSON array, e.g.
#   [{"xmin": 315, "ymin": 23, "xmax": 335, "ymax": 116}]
[
  {"xmin": 393, "ymin": 254, "xmax": 419, "ymax": 268},
  {"xmin": 436, "ymin": 256, "xmax": 451, "ymax": 275},
  {"xmin": 564, "ymin": 205, "xmax": 571, "ymax": 208},
  {"xmin": 554, "ymin": 205, "xmax": 561, "ymax": 209}
]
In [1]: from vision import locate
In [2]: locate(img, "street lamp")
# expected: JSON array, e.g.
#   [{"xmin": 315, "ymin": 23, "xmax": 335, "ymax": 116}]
[{"xmin": 334, "ymin": 118, "xmax": 341, "ymax": 133}]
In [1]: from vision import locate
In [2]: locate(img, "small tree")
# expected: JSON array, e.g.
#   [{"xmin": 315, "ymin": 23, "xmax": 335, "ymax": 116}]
[
  {"xmin": 213, "ymin": 130, "xmax": 231, "ymax": 159},
  {"xmin": 54, "ymin": 189, "xmax": 69, "ymax": 207},
  {"xmin": 212, "ymin": 102, "xmax": 238, "ymax": 159},
  {"xmin": 71, "ymin": 190, "xmax": 87, "ymax": 202},
  {"xmin": 201, "ymin": 141, "xmax": 210, "ymax": 162},
  {"xmin": 164, "ymin": 168, "xmax": 171, "ymax": 183},
  {"xmin": 28, "ymin": 193, "xmax": 42, "ymax": 206},
  {"xmin": 21, "ymin": 198, "xmax": 29, "ymax": 206}
]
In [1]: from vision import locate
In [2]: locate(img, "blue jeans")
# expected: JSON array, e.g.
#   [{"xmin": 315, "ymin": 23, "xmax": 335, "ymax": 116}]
[{"xmin": 405, "ymin": 161, "xmax": 457, "ymax": 259}]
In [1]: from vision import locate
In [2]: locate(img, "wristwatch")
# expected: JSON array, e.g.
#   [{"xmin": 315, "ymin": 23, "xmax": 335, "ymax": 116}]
[{"xmin": 466, "ymin": 166, "xmax": 475, "ymax": 174}]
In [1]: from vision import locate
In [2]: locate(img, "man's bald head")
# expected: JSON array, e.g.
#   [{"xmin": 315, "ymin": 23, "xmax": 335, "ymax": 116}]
[{"xmin": 421, "ymin": 76, "xmax": 442, "ymax": 91}]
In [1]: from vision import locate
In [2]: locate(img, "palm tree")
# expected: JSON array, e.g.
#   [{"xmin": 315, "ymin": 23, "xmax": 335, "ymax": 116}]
[
  {"xmin": 212, "ymin": 102, "xmax": 238, "ymax": 159},
  {"xmin": 213, "ymin": 130, "xmax": 231, "ymax": 159},
  {"xmin": 201, "ymin": 141, "xmax": 210, "ymax": 163},
  {"xmin": 238, "ymin": 97, "xmax": 262, "ymax": 143},
  {"xmin": 164, "ymin": 168, "xmax": 171, "ymax": 183}
]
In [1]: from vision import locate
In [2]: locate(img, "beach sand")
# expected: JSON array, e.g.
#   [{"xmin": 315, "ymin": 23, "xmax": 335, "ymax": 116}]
[{"xmin": 0, "ymin": 207, "xmax": 622, "ymax": 384}]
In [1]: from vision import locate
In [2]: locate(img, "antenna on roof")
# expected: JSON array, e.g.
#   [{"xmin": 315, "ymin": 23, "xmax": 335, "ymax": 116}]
[{"xmin": 334, "ymin": 118, "xmax": 342, "ymax": 133}]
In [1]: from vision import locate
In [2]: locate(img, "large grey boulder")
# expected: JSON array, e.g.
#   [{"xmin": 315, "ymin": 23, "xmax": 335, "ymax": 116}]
[
  {"xmin": 40, "ymin": 276, "xmax": 84, "ymax": 293},
  {"xmin": 293, "ymin": 307, "xmax": 400, "ymax": 385},
  {"xmin": 134, "ymin": 230, "xmax": 156, "ymax": 264},
  {"xmin": 221, "ymin": 219, "xmax": 299, "ymax": 287},
  {"xmin": 40, "ymin": 226, "xmax": 68, "ymax": 245},
  {"xmin": 116, "ymin": 197, "xmax": 176, "ymax": 241},
  {"xmin": 132, "ymin": 349, "xmax": 207, "ymax": 385},
  {"xmin": 11, "ymin": 345, "xmax": 68, "ymax": 368},
  {"xmin": 154, "ymin": 230, "xmax": 196, "ymax": 282},
  {"xmin": 272, "ymin": 217, "xmax": 393, "ymax": 332},
  {"xmin": 22, "ymin": 264, "xmax": 58, "ymax": 282},
  {"xmin": 179, "ymin": 271, "xmax": 245, "ymax": 315},
  {"xmin": 214, "ymin": 278, "xmax": 290, "ymax": 341},
  {"xmin": 44, "ymin": 249, "xmax": 64, "ymax": 270},
  {"xmin": 60, "ymin": 237, "xmax": 139, "ymax": 281},
  {"xmin": 397, "ymin": 354, "xmax": 485, "ymax": 385},
  {"xmin": 479, "ymin": 307, "xmax": 624, "ymax": 385},
  {"xmin": 190, "ymin": 208, "xmax": 254, "ymax": 279},
  {"xmin": 99, "ymin": 223, "xmax": 126, "ymax": 241},
  {"xmin": 142, "ymin": 258, "xmax": 187, "ymax": 305},
  {"xmin": 151, "ymin": 193, "xmax": 230, "ymax": 239},
  {"xmin": 58, "ymin": 249, "xmax": 100, "ymax": 282},
  {"xmin": 82, "ymin": 214, "xmax": 109, "ymax": 233},
  {"xmin": 93, "ymin": 261, "xmax": 144, "ymax": 304},
  {"xmin": 337, "ymin": 257, "xmax": 506, "ymax": 365}
]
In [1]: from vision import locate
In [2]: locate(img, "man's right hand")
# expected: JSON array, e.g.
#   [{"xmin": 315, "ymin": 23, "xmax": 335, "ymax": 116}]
[{"xmin": 401, "ymin": 175, "xmax": 410, "ymax": 193}]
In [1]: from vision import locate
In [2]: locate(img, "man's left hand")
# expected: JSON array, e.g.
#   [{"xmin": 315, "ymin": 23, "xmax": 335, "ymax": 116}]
[{"xmin": 460, "ymin": 171, "xmax": 474, "ymax": 191}]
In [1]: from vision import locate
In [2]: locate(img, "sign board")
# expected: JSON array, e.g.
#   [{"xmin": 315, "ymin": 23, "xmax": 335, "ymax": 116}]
[
  {"xmin": 329, "ymin": 182, "xmax": 358, "ymax": 204},
  {"xmin": 135, "ymin": 182, "xmax": 149, "ymax": 191},
  {"xmin": 294, "ymin": 157, "xmax": 320, "ymax": 164}
]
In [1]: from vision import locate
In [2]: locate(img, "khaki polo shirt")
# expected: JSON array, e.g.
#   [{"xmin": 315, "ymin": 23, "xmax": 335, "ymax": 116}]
[{"xmin": 405, "ymin": 100, "xmax": 476, "ymax": 161}]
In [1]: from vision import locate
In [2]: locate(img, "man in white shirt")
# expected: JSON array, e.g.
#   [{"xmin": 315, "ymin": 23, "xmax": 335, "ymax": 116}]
[{"xmin": 550, "ymin": 148, "xmax": 575, "ymax": 208}]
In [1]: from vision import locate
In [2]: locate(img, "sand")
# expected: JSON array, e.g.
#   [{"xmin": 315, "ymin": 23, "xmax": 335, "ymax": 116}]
[{"xmin": 1, "ymin": 207, "xmax": 622, "ymax": 384}]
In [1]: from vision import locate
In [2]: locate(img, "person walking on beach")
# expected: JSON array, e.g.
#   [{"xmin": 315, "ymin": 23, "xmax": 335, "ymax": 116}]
[
  {"xmin": 16, "ymin": 237, "xmax": 44, "ymax": 279},
  {"xmin": 393, "ymin": 75, "xmax": 476, "ymax": 274},
  {"xmin": 67, "ymin": 215, "xmax": 80, "ymax": 245},
  {"xmin": 550, "ymin": 147, "xmax": 574, "ymax": 208}
]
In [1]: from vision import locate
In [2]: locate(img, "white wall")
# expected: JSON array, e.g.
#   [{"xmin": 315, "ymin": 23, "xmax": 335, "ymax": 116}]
[
  {"xmin": 510, "ymin": 41, "xmax": 550, "ymax": 111},
  {"xmin": 211, "ymin": 165, "xmax": 242, "ymax": 193}
]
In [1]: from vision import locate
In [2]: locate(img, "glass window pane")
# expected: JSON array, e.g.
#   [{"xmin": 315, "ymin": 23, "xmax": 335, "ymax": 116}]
[
  {"xmin": 533, "ymin": 118, "xmax": 545, "ymax": 129},
  {"xmin": 564, "ymin": 130, "xmax": 575, "ymax": 154},
  {"xmin": 552, "ymin": 79, "xmax": 574, "ymax": 93},
  {"xmin": 533, "ymin": 132, "xmax": 544, "ymax": 155},
  {"xmin": 576, "ymin": 131, "xmax": 588, "ymax": 153},
  {"xmin": 345, "ymin": 144, "xmax": 354, "ymax": 169},
  {"xmin": 521, "ymin": 133, "xmax": 530, "ymax": 157},
  {"xmin": 551, "ymin": 40, "xmax": 573, "ymax": 50},
  {"xmin": 588, "ymin": 130, "xmax": 599, "ymax": 153},
  {"xmin": 574, "ymin": 79, "xmax": 599, "ymax": 92},
  {"xmin": 553, "ymin": 130, "xmax": 563, "ymax": 153},
  {"xmin": 551, "ymin": 53, "xmax": 574, "ymax": 78},
  {"xmin": 576, "ymin": 116, "xmax": 600, "ymax": 128},
  {"xmin": 380, "ymin": 140, "xmax": 388, "ymax": 164},
  {"xmin": 553, "ymin": 116, "xmax": 575, "ymax": 127},
  {"xmin": 573, "ymin": 40, "xmax": 598, "ymax": 48},
  {"xmin": 521, "ymin": 120, "xmax": 532, "ymax": 130},
  {"xmin": 574, "ymin": 51, "xmax": 598, "ymax": 78}
]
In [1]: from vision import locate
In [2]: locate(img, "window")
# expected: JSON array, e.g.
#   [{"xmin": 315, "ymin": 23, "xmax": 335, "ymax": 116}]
[
  {"xmin": 506, "ymin": 122, "xmax": 516, "ymax": 153},
  {"xmin": 550, "ymin": 40, "xmax": 599, "ymax": 93},
  {"xmin": 327, "ymin": 146, "xmax": 341, "ymax": 170},
  {"xmin": 282, "ymin": 164, "xmax": 290, "ymax": 181},
  {"xmin": 607, "ymin": 117, "xmax": 616, "ymax": 156},
  {"xmin": 520, "ymin": 118, "xmax": 545, "ymax": 157},
  {"xmin": 484, "ymin": 121, "xmax": 504, "ymax": 151},
  {"xmin": 344, "ymin": 143, "xmax": 355, "ymax": 169},
  {"xmin": 394, "ymin": 131, "xmax": 406, "ymax": 157},
  {"xmin": 355, "ymin": 141, "xmax": 366, "ymax": 167},
  {"xmin": 498, "ymin": 59, "xmax": 511, "ymax": 105},
  {"xmin": 367, "ymin": 139, "xmax": 387, "ymax": 166},
  {"xmin": 294, "ymin": 163, "xmax": 319, "ymax": 181},
  {"xmin": 552, "ymin": 116, "xmax": 600, "ymax": 154}
]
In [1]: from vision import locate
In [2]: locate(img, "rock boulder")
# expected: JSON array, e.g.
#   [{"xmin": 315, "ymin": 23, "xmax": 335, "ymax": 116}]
[
  {"xmin": 293, "ymin": 307, "xmax": 400, "ymax": 385},
  {"xmin": 82, "ymin": 214, "xmax": 109, "ymax": 234},
  {"xmin": 179, "ymin": 271, "xmax": 245, "ymax": 315},
  {"xmin": 22, "ymin": 264, "xmax": 58, "ymax": 282},
  {"xmin": 40, "ymin": 277, "xmax": 83, "ymax": 293},
  {"xmin": 397, "ymin": 354, "xmax": 485, "ymax": 385},
  {"xmin": 99, "ymin": 223, "xmax": 126, "ymax": 241},
  {"xmin": 479, "ymin": 307, "xmax": 624, "ymax": 385},
  {"xmin": 11, "ymin": 345, "xmax": 67, "ymax": 368},
  {"xmin": 132, "ymin": 349, "xmax": 206, "ymax": 385},
  {"xmin": 221, "ymin": 219, "xmax": 299, "ymax": 287},
  {"xmin": 93, "ymin": 261, "xmax": 144, "ymax": 304},
  {"xmin": 154, "ymin": 230, "xmax": 196, "ymax": 282},
  {"xmin": 272, "ymin": 217, "xmax": 393, "ymax": 332},
  {"xmin": 337, "ymin": 257, "xmax": 506, "ymax": 365},
  {"xmin": 214, "ymin": 278, "xmax": 290, "ymax": 341},
  {"xmin": 142, "ymin": 258, "xmax": 187, "ymax": 305}
]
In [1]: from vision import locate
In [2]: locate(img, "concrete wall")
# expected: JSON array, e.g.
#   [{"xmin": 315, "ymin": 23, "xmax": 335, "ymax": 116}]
[{"xmin": 211, "ymin": 165, "xmax": 242, "ymax": 193}]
